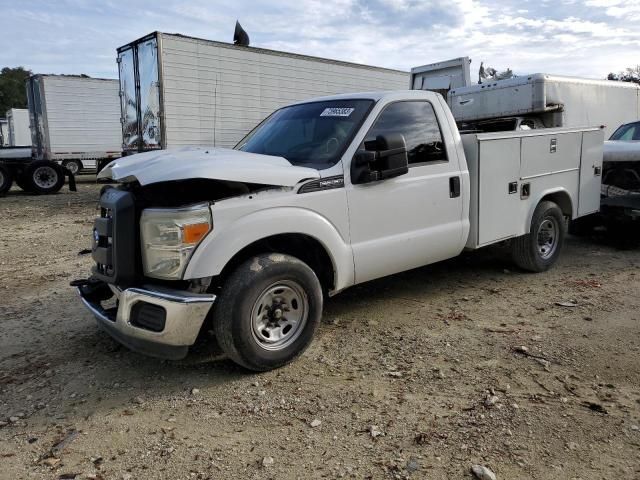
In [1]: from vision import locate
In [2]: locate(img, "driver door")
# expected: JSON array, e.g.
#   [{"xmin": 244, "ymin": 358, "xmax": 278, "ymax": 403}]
[{"xmin": 346, "ymin": 100, "xmax": 466, "ymax": 284}]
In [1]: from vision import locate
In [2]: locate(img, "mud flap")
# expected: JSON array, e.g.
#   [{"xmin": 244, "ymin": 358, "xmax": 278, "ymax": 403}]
[{"xmin": 66, "ymin": 170, "xmax": 77, "ymax": 192}]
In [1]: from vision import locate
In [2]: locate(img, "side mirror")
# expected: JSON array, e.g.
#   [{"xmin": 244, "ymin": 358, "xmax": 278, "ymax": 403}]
[
  {"xmin": 351, "ymin": 133, "xmax": 409, "ymax": 184},
  {"xmin": 351, "ymin": 150, "xmax": 377, "ymax": 184}
]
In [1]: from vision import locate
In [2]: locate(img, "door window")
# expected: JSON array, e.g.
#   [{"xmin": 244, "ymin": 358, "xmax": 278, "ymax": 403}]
[{"xmin": 363, "ymin": 101, "xmax": 447, "ymax": 165}]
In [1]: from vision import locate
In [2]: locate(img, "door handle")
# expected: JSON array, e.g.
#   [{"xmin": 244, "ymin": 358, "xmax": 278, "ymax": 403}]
[{"xmin": 449, "ymin": 176, "xmax": 461, "ymax": 198}]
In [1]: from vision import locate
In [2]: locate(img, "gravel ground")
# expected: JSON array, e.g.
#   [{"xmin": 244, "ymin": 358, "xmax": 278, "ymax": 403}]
[{"xmin": 1, "ymin": 178, "xmax": 639, "ymax": 480}]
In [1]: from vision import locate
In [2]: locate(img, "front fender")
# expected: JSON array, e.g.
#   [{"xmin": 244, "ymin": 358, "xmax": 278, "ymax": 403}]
[{"xmin": 183, "ymin": 206, "xmax": 354, "ymax": 292}]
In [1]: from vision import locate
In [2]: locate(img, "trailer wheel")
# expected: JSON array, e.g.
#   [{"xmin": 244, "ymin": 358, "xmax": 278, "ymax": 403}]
[
  {"xmin": 62, "ymin": 159, "xmax": 82, "ymax": 175},
  {"xmin": 25, "ymin": 160, "xmax": 65, "ymax": 195},
  {"xmin": 213, "ymin": 254, "xmax": 323, "ymax": 371},
  {"xmin": 512, "ymin": 201, "xmax": 565, "ymax": 272},
  {"xmin": 0, "ymin": 164, "xmax": 13, "ymax": 195}
]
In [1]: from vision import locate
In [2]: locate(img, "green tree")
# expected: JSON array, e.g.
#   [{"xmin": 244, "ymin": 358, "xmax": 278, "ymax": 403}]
[
  {"xmin": 0, "ymin": 67, "xmax": 32, "ymax": 116},
  {"xmin": 607, "ymin": 65, "xmax": 640, "ymax": 84}
]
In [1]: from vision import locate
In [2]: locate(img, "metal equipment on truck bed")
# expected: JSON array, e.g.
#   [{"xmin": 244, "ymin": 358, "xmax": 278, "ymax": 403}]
[{"xmin": 448, "ymin": 74, "xmax": 640, "ymax": 138}]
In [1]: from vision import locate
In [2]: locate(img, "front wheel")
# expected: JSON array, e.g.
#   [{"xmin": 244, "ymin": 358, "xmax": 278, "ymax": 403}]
[
  {"xmin": 213, "ymin": 254, "xmax": 323, "ymax": 371},
  {"xmin": 512, "ymin": 201, "xmax": 566, "ymax": 272}
]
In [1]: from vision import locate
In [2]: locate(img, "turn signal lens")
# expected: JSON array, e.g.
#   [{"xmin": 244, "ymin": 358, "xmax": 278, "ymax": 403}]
[{"xmin": 183, "ymin": 222, "xmax": 211, "ymax": 244}]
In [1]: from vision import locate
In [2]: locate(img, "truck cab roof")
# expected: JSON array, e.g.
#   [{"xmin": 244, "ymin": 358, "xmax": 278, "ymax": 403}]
[{"xmin": 288, "ymin": 90, "xmax": 443, "ymax": 106}]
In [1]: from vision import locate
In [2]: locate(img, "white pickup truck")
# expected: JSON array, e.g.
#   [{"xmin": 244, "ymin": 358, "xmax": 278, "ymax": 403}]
[{"xmin": 75, "ymin": 90, "xmax": 604, "ymax": 371}]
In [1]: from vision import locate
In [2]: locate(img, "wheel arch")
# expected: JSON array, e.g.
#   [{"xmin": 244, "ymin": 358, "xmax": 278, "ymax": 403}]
[
  {"xmin": 215, "ymin": 233, "xmax": 336, "ymax": 293},
  {"xmin": 524, "ymin": 188, "xmax": 574, "ymax": 233},
  {"xmin": 184, "ymin": 207, "xmax": 354, "ymax": 294}
]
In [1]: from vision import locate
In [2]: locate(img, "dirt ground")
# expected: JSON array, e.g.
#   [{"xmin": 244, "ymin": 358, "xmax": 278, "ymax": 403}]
[{"xmin": 1, "ymin": 177, "xmax": 639, "ymax": 480}]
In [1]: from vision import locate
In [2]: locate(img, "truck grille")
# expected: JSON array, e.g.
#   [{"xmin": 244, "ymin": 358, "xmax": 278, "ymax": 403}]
[{"xmin": 91, "ymin": 188, "xmax": 137, "ymax": 286}]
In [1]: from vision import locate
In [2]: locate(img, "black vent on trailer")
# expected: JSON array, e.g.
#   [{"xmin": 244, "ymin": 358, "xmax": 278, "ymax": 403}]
[{"xmin": 233, "ymin": 21, "xmax": 250, "ymax": 47}]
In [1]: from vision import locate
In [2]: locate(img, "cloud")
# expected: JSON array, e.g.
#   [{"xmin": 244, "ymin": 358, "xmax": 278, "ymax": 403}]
[{"xmin": 0, "ymin": 0, "xmax": 637, "ymax": 81}]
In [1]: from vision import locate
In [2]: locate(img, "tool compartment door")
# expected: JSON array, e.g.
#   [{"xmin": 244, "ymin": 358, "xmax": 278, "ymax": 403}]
[
  {"xmin": 578, "ymin": 129, "xmax": 604, "ymax": 216},
  {"xmin": 477, "ymin": 138, "xmax": 523, "ymax": 246},
  {"xmin": 520, "ymin": 132, "xmax": 581, "ymax": 178}
]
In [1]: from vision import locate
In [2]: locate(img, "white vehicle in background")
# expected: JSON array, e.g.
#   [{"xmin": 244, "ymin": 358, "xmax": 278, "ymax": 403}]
[
  {"xmin": 1, "ymin": 106, "xmax": 71, "ymax": 196},
  {"xmin": 26, "ymin": 74, "xmax": 122, "ymax": 175},
  {"xmin": 6, "ymin": 108, "xmax": 31, "ymax": 146},
  {"xmin": 0, "ymin": 118, "xmax": 9, "ymax": 146},
  {"xmin": 601, "ymin": 120, "xmax": 640, "ymax": 228},
  {"xmin": 76, "ymin": 90, "xmax": 604, "ymax": 371}
]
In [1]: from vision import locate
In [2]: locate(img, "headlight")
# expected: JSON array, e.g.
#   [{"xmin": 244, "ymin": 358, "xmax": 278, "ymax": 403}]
[{"xmin": 140, "ymin": 203, "xmax": 212, "ymax": 280}]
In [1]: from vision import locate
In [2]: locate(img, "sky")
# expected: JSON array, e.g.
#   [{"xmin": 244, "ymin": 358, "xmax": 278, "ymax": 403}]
[{"xmin": 1, "ymin": 0, "xmax": 639, "ymax": 80}]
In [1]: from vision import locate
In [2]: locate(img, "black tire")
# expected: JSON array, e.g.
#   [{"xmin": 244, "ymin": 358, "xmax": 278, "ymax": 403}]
[
  {"xmin": 62, "ymin": 159, "xmax": 82, "ymax": 175},
  {"xmin": 213, "ymin": 254, "xmax": 323, "ymax": 371},
  {"xmin": 512, "ymin": 201, "xmax": 565, "ymax": 272},
  {"xmin": 25, "ymin": 160, "xmax": 65, "ymax": 195},
  {"xmin": 0, "ymin": 164, "xmax": 13, "ymax": 195},
  {"xmin": 15, "ymin": 171, "xmax": 31, "ymax": 192}
]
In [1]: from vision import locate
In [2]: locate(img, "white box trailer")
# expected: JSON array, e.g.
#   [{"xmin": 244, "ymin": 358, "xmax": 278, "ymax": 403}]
[
  {"xmin": 117, "ymin": 32, "xmax": 410, "ymax": 153},
  {"xmin": 448, "ymin": 74, "xmax": 640, "ymax": 138},
  {"xmin": 0, "ymin": 118, "xmax": 8, "ymax": 146},
  {"xmin": 26, "ymin": 75, "xmax": 122, "ymax": 173},
  {"xmin": 6, "ymin": 108, "xmax": 31, "ymax": 146}
]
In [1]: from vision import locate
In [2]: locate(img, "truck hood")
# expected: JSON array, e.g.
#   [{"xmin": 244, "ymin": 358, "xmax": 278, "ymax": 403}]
[
  {"xmin": 98, "ymin": 146, "xmax": 320, "ymax": 187},
  {"xmin": 603, "ymin": 140, "xmax": 640, "ymax": 163}
]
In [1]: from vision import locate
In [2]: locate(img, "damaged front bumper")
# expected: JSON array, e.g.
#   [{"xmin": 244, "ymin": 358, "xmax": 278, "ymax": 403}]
[{"xmin": 77, "ymin": 283, "xmax": 216, "ymax": 360}]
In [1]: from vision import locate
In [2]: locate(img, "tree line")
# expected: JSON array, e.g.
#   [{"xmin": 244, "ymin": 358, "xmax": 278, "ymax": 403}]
[
  {"xmin": 0, "ymin": 67, "xmax": 31, "ymax": 115},
  {"xmin": 607, "ymin": 66, "xmax": 640, "ymax": 84}
]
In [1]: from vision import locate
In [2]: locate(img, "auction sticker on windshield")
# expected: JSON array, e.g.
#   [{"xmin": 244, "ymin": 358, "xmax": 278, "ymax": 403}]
[{"xmin": 320, "ymin": 107, "xmax": 355, "ymax": 117}]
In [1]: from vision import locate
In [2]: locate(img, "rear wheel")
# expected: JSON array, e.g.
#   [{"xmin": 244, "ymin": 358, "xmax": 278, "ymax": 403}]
[
  {"xmin": 25, "ymin": 160, "xmax": 65, "ymax": 195},
  {"xmin": 213, "ymin": 254, "xmax": 323, "ymax": 371},
  {"xmin": 62, "ymin": 159, "xmax": 82, "ymax": 175},
  {"xmin": 0, "ymin": 164, "xmax": 13, "ymax": 195},
  {"xmin": 512, "ymin": 201, "xmax": 565, "ymax": 272}
]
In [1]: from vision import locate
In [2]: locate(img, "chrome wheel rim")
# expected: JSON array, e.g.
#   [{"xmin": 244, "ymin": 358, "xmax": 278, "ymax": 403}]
[
  {"xmin": 33, "ymin": 166, "xmax": 58, "ymax": 189},
  {"xmin": 250, "ymin": 280, "xmax": 308, "ymax": 351},
  {"xmin": 65, "ymin": 162, "xmax": 79, "ymax": 174},
  {"xmin": 0, "ymin": 170, "xmax": 4, "ymax": 187},
  {"xmin": 537, "ymin": 217, "xmax": 559, "ymax": 259}
]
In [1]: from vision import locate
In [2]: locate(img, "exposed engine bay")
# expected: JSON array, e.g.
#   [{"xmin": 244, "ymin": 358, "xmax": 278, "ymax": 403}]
[{"xmin": 118, "ymin": 178, "xmax": 273, "ymax": 208}]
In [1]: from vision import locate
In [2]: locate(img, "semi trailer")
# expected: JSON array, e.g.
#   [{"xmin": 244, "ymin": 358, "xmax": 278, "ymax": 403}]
[
  {"xmin": 6, "ymin": 108, "xmax": 31, "ymax": 146},
  {"xmin": 76, "ymin": 90, "xmax": 604, "ymax": 370},
  {"xmin": 0, "ymin": 105, "xmax": 72, "ymax": 195},
  {"xmin": 115, "ymin": 32, "xmax": 410, "ymax": 156},
  {"xmin": 0, "ymin": 118, "xmax": 9, "ymax": 146},
  {"xmin": 26, "ymin": 74, "xmax": 123, "ymax": 174}
]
